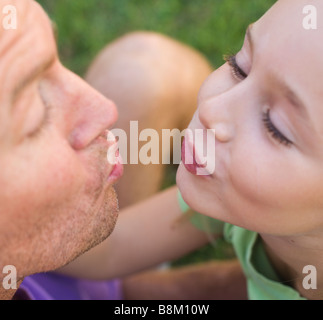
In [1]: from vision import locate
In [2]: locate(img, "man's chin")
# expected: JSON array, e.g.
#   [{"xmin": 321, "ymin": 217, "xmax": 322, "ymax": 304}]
[
  {"xmin": 70, "ymin": 185, "xmax": 119, "ymax": 257},
  {"xmin": 93, "ymin": 185, "xmax": 119, "ymax": 244},
  {"xmin": 59, "ymin": 186, "xmax": 120, "ymax": 270}
]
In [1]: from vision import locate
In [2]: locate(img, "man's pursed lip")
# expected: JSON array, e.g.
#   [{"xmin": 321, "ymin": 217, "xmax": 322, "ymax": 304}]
[{"xmin": 93, "ymin": 130, "xmax": 124, "ymax": 184}]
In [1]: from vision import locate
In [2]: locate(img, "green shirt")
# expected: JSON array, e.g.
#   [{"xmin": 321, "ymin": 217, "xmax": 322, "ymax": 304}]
[{"xmin": 177, "ymin": 191, "xmax": 306, "ymax": 300}]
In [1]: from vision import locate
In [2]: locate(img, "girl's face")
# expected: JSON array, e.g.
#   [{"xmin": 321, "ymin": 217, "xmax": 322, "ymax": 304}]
[{"xmin": 177, "ymin": 0, "xmax": 323, "ymax": 236}]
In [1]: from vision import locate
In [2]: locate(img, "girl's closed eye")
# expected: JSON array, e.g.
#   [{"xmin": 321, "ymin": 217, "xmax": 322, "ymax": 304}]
[
  {"xmin": 224, "ymin": 54, "xmax": 248, "ymax": 81},
  {"xmin": 224, "ymin": 53, "xmax": 293, "ymax": 148},
  {"xmin": 262, "ymin": 109, "xmax": 293, "ymax": 147}
]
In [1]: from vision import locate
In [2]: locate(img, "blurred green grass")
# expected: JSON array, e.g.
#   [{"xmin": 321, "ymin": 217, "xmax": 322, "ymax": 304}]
[
  {"xmin": 36, "ymin": 0, "xmax": 276, "ymax": 266},
  {"xmin": 37, "ymin": 0, "xmax": 275, "ymax": 76}
]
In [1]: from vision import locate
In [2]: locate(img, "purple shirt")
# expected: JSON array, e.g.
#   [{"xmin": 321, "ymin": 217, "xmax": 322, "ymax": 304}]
[{"xmin": 15, "ymin": 272, "xmax": 122, "ymax": 300}]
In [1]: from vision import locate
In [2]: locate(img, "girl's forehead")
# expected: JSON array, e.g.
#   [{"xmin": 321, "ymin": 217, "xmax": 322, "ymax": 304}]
[
  {"xmin": 254, "ymin": 0, "xmax": 323, "ymax": 87},
  {"xmin": 256, "ymin": 0, "xmax": 322, "ymax": 44},
  {"xmin": 252, "ymin": 0, "xmax": 323, "ymax": 148}
]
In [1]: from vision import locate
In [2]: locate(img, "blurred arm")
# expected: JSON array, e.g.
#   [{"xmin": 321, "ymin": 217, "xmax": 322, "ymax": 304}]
[
  {"xmin": 122, "ymin": 259, "xmax": 248, "ymax": 300},
  {"xmin": 58, "ymin": 186, "xmax": 215, "ymax": 280}
]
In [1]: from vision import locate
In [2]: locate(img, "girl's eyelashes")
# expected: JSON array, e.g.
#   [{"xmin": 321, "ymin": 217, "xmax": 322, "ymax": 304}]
[
  {"xmin": 224, "ymin": 53, "xmax": 292, "ymax": 148},
  {"xmin": 262, "ymin": 109, "xmax": 293, "ymax": 147},
  {"xmin": 224, "ymin": 54, "xmax": 248, "ymax": 80}
]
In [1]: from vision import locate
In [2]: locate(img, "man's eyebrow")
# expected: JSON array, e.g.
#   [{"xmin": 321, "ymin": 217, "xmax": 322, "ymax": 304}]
[
  {"xmin": 11, "ymin": 19, "xmax": 58, "ymax": 104},
  {"xmin": 12, "ymin": 55, "xmax": 56, "ymax": 103}
]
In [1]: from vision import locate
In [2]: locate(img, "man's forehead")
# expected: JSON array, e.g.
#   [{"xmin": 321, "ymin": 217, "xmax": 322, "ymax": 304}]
[
  {"xmin": 0, "ymin": 0, "xmax": 57, "ymax": 102},
  {"xmin": 0, "ymin": 0, "xmax": 50, "ymax": 44}
]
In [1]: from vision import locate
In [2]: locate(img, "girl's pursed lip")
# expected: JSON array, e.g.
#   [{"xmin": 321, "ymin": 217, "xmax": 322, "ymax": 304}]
[
  {"xmin": 181, "ymin": 136, "xmax": 213, "ymax": 177},
  {"xmin": 184, "ymin": 129, "xmax": 208, "ymax": 167}
]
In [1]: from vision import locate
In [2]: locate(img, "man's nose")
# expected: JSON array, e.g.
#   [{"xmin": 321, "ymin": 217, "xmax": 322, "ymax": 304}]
[
  {"xmin": 198, "ymin": 93, "xmax": 235, "ymax": 143},
  {"xmin": 67, "ymin": 74, "xmax": 118, "ymax": 150}
]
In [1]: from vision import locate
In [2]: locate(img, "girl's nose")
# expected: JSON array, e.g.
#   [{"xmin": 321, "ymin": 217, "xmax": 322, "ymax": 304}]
[
  {"xmin": 212, "ymin": 122, "xmax": 235, "ymax": 143},
  {"xmin": 198, "ymin": 97, "xmax": 235, "ymax": 143}
]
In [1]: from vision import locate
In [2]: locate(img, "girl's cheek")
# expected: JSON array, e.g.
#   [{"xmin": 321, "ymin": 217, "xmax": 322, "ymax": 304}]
[{"xmin": 227, "ymin": 141, "xmax": 271, "ymax": 208}]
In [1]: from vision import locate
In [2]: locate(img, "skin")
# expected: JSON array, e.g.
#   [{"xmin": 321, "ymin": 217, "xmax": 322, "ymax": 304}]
[
  {"xmin": 177, "ymin": 0, "xmax": 323, "ymax": 299},
  {"xmin": 0, "ymin": 0, "xmax": 121, "ymax": 299}
]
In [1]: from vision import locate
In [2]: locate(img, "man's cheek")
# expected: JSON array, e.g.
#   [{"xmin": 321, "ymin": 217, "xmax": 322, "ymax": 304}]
[
  {"xmin": 76, "ymin": 146, "xmax": 107, "ymax": 194},
  {"xmin": 37, "ymin": 151, "xmax": 87, "ymax": 204},
  {"xmin": 1, "ymin": 152, "xmax": 85, "ymax": 214},
  {"xmin": 37, "ymin": 146, "xmax": 107, "ymax": 207}
]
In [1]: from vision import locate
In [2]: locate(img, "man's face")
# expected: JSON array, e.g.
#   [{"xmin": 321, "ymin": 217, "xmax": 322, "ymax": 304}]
[{"xmin": 0, "ymin": 0, "xmax": 122, "ymax": 279}]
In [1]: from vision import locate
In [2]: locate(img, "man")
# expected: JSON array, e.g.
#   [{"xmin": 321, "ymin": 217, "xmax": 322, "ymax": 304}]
[
  {"xmin": 2, "ymin": 0, "xmax": 231, "ymax": 300},
  {"xmin": 0, "ymin": 0, "xmax": 124, "ymax": 299}
]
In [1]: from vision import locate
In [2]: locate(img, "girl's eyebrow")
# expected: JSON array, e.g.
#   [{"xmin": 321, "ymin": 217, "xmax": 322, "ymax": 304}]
[
  {"xmin": 278, "ymin": 78, "xmax": 309, "ymax": 122},
  {"xmin": 247, "ymin": 23, "xmax": 310, "ymax": 123}
]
